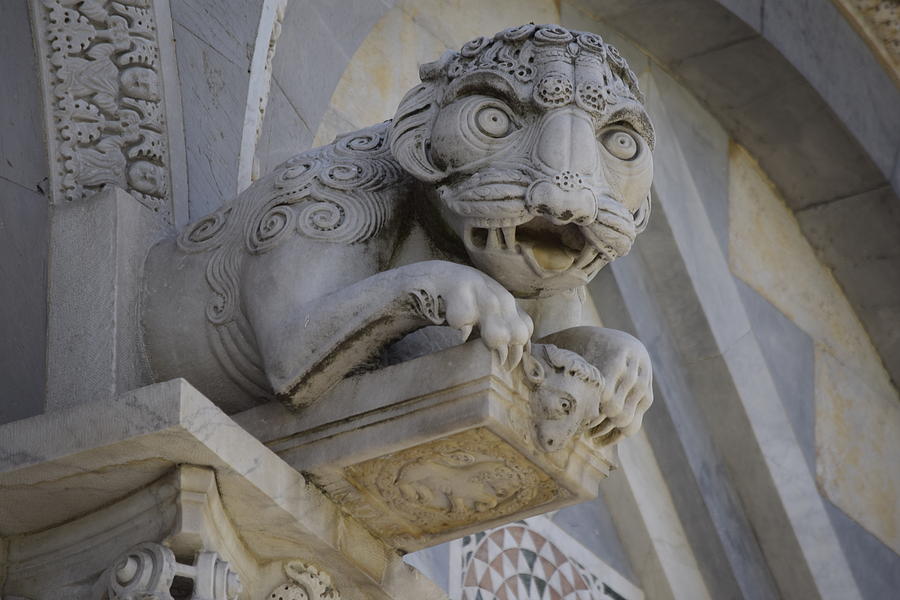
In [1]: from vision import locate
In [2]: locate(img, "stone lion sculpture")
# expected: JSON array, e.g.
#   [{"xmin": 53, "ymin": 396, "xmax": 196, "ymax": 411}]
[{"xmin": 142, "ymin": 24, "xmax": 654, "ymax": 446}]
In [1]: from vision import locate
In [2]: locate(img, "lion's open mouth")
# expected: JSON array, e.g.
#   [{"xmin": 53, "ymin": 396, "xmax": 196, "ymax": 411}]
[{"xmin": 468, "ymin": 218, "xmax": 601, "ymax": 273}]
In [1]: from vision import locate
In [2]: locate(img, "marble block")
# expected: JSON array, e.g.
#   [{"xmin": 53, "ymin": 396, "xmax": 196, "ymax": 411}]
[
  {"xmin": 0, "ymin": 379, "xmax": 445, "ymax": 600},
  {"xmin": 234, "ymin": 341, "xmax": 617, "ymax": 552}
]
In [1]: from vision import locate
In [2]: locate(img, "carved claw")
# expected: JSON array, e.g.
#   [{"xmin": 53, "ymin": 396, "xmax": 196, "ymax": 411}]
[
  {"xmin": 508, "ymin": 343, "xmax": 524, "ymax": 370},
  {"xmin": 495, "ymin": 344, "xmax": 509, "ymax": 368}
]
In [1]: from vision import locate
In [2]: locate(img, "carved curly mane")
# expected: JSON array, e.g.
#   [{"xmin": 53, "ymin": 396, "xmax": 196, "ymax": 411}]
[{"xmin": 170, "ymin": 123, "xmax": 411, "ymax": 398}]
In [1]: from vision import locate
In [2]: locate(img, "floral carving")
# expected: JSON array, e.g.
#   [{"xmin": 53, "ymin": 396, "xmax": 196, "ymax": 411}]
[
  {"xmin": 34, "ymin": 0, "xmax": 173, "ymax": 220},
  {"xmin": 440, "ymin": 24, "xmax": 644, "ymax": 105},
  {"xmin": 266, "ymin": 561, "xmax": 341, "ymax": 600},
  {"xmin": 535, "ymin": 74, "xmax": 575, "ymax": 107}
]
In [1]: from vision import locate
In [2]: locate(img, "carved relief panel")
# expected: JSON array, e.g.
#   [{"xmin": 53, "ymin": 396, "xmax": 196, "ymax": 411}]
[{"xmin": 31, "ymin": 0, "xmax": 181, "ymax": 222}]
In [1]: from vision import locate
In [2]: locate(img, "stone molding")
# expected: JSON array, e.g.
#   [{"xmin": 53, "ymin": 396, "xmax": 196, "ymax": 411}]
[
  {"xmin": 238, "ymin": 0, "xmax": 288, "ymax": 191},
  {"xmin": 833, "ymin": 0, "xmax": 900, "ymax": 86},
  {"xmin": 30, "ymin": 0, "xmax": 186, "ymax": 224}
]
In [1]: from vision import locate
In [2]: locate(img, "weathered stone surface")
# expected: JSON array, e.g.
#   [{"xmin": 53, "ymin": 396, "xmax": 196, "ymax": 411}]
[
  {"xmin": 634, "ymin": 96, "xmax": 862, "ymax": 599},
  {"xmin": 173, "ymin": 19, "xmax": 248, "ymax": 219},
  {"xmin": 729, "ymin": 144, "xmax": 891, "ymax": 390},
  {"xmin": 0, "ymin": 0, "xmax": 48, "ymax": 192},
  {"xmin": 796, "ymin": 184, "xmax": 900, "ymax": 388}
]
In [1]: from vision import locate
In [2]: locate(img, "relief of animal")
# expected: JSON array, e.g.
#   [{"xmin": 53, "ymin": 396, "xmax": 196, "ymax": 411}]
[
  {"xmin": 141, "ymin": 24, "xmax": 654, "ymax": 444},
  {"xmin": 395, "ymin": 451, "xmax": 519, "ymax": 514}
]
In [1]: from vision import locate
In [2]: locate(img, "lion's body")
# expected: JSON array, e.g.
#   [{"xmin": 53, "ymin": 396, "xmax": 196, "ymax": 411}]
[
  {"xmin": 141, "ymin": 25, "xmax": 654, "ymax": 444},
  {"xmin": 143, "ymin": 124, "xmax": 420, "ymax": 411}
]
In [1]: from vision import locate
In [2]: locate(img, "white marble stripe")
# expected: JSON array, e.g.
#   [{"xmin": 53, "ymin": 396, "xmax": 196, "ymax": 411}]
[
  {"xmin": 644, "ymin": 69, "xmax": 862, "ymax": 600},
  {"xmin": 238, "ymin": 0, "xmax": 289, "ymax": 193}
]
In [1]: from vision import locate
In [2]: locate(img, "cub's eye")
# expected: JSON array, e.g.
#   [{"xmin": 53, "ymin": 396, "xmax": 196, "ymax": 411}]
[
  {"xmin": 475, "ymin": 106, "xmax": 513, "ymax": 138},
  {"xmin": 601, "ymin": 129, "xmax": 639, "ymax": 160}
]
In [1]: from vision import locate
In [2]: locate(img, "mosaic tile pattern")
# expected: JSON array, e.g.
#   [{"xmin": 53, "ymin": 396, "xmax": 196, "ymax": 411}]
[{"xmin": 458, "ymin": 522, "xmax": 633, "ymax": 600}]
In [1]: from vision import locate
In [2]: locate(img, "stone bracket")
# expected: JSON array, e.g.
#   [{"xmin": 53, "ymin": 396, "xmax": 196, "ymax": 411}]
[
  {"xmin": 235, "ymin": 341, "xmax": 616, "ymax": 552},
  {"xmin": 0, "ymin": 380, "xmax": 446, "ymax": 600}
]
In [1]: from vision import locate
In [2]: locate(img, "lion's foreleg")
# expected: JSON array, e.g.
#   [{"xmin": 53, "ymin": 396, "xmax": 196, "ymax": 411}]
[{"xmin": 246, "ymin": 257, "xmax": 533, "ymax": 409}]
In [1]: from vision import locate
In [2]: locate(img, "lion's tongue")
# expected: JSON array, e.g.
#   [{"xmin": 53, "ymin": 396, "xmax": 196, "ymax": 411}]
[{"xmin": 528, "ymin": 241, "xmax": 576, "ymax": 270}]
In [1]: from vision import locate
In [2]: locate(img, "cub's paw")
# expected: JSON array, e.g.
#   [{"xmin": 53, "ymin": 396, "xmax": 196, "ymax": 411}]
[{"xmin": 588, "ymin": 333, "xmax": 652, "ymax": 446}]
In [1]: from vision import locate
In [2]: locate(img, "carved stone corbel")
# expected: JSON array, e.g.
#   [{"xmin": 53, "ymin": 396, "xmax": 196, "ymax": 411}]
[{"xmin": 99, "ymin": 543, "xmax": 241, "ymax": 600}]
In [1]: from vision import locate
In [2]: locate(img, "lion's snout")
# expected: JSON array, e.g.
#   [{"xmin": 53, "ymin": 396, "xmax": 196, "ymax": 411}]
[{"xmin": 526, "ymin": 180, "xmax": 596, "ymax": 225}]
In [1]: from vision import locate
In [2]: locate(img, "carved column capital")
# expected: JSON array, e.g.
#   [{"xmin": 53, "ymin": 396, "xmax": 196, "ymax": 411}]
[{"xmin": 99, "ymin": 543, "xmax": 241, "ymax": 600}]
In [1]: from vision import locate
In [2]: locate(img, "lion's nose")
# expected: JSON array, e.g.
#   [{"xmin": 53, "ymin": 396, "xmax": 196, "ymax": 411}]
[
  {"xmin": 533, "ymin": 108, "xmax": 598, "ymax": 174},
  {"xmin": 526, "ymin": 181, "xmax": 596, "ymax": 225}
]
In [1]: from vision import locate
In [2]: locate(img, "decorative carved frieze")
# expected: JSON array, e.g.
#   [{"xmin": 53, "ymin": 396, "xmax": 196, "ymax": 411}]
[
  {"xmin": 266, "ymin": 561, "xmax": 341, "ymax": 600},
  {"xmin": 31, "ymin": 0, "xmax": 177, "ymax": 221}
]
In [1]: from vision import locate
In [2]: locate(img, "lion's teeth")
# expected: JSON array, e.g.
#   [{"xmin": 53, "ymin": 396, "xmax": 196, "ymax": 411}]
[
  {"xmin": 592, "ymin": 421, "xmax": 616, "ymax": 437},
  {"xmin": 588, "ymin": 416, "xmax": 606, "ymax": 429},
  {"xmin": 486, "ymin": 228, "xmax": 502, "ymax": 249},
  {"xmin": 501, "ymin": 227, "xmax": 516, "ymax": 249},
  {"xmin": 575, "ymin": 246, "xmax": 598, "ymax": 269}
]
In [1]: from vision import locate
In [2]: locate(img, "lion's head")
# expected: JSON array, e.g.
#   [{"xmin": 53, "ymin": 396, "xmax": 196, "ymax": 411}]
[{"xmin": 389, "ymin": 24, "xmax": 654, "ymax": 297}]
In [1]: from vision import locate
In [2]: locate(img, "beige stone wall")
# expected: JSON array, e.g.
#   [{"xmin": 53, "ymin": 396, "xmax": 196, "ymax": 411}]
[{"xmin": 729, "ymin": 144, "xmax": 900, "ymax": 555}]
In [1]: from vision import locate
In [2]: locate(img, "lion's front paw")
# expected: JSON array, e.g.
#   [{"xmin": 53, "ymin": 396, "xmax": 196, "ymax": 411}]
[
  {"xmin": 588, "ymin": 335, "xmax": 653, "ymax": 446},
  {"xmin": 408, "ymin": 262, "xmax": 534, "ymax": 369}
]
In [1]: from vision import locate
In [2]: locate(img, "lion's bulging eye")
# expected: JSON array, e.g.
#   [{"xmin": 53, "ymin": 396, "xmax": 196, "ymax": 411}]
[
  {"xmin": 602, "ymin": 130, "xmax": 639, "ymax": 160},
  {"xmin": 475, "ymin": 106, "xmax": 512, "ymax": 138}
]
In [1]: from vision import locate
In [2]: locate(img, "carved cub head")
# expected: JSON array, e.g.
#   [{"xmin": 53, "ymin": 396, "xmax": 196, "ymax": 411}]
[
  {"xmin": 522, "ymin": 343, "xmax": 605, "ymax": 452},
  {"xmin": 390, "ymin": 24, "xmax": 654, "ymax": 297}
]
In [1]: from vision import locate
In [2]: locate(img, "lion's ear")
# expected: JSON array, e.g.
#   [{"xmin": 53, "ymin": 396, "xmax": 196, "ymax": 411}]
[
  {"xmin": 389, "ymin": 82, "xmax": 446, "ymax": 183},
  {"xmin": 522, "ymin": 348, "xmax": 546, "ymax": 388},
  {"xmin": 633, "ymin": 193, "xmax": 652, "ymax": 234}
]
